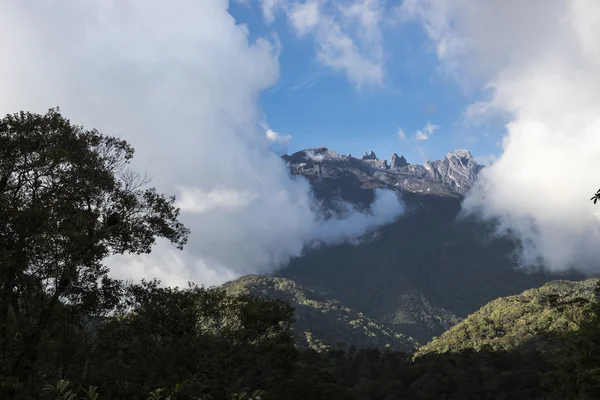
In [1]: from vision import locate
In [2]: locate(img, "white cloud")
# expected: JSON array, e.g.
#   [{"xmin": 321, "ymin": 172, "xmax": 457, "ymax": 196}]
[
  {"xmin": 176, "ymin": 187, "xmax": 259, "ymax": 214},
  {"xmin": 262, "ymin": 122, "xmax": 292, "ymax": 155},
  {"xmin": 414, "ymin": 131, "xmax": 429, "ymax": 141},
  {"xmin": 288, "ymin": 0, "xmax": 321, "ymax": 35},
  {"xmin": 414, "ymin": 121, "xmax": 439, "ymax": 141},
  {"xmin": 285, "ymin": 0, "xmax": 385, "ymax": 88},
  {"xmin": 404, "ymin": 0, "xmax": 600, "ymax": 272},
  {"xmin": 261, "ymin": 0, "xmax": 284, "ymax": 24},
  {"xmin": 312, "ymin": 189, "xmax": 405, "ymax": 243},
  {"xmin": 338, "ymin": 0, "xmax": 383, "ymax": 46},
  {"xmin": 305, "ymin": 149, "xmax": 325, "ymax": 162},
  {"xmin": 424, "ymin": 121, "xmax": 439, "ymax": 135},
  {"xmin": 397, "ymin": 128, "xmax": 407, "ymax": 141},
  {"xmin": 0, "ymin": 0, "xmax": 405, "ymax": 287}
]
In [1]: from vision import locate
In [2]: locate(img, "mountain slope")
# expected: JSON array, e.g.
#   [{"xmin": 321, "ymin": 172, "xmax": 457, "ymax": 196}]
[
  {"xmin": 274, "ymin": 147, "xmax": 585, "ymax": 344},
  {"xmin": 222, "ymin": 275, "xmax": 419, "ymax": 352},
  {"xmin": 276, "ymin": 193, "xmax": 573, "ymax": 342},
  {"xmin": 417, "ymin": 278, "xmax": 598, "ymax": 356}
]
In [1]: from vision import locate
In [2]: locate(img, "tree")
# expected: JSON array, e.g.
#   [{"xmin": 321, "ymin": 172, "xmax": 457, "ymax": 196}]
[
  {"xmin": 0, "ymin": 108, "xmax": 190, "ymax": 389},
  {"xmin": 86, "ymin": 281, "xmax": 298, "ymax": 399},
  {"xmin": 591, "ymin": 188, "xmax": 600, "ymax": 204},
  {"xmin": 538, "ymin": 281, "xmax": 600, "ymax": 399}
]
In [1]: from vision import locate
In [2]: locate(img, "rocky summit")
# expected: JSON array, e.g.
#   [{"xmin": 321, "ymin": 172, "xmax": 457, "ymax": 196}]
[
  {"xmin": 390, "ymin": 153, "xmax": 408, "ymax": 169},
  {"xmin": 282, "ymin": 147, "xmax": 483, "ymax": 199}
]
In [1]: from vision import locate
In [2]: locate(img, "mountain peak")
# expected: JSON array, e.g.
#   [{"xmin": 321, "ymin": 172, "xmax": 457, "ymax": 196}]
[
  {"xmin": 443, "ymin": 149, "xmax": 478, "ymax": 169},
  {"xmin": 451, "ymin": 149, "xmax": 473, "ymax": 160},
  {"xmin": 390, "ymin": 153, "xmax": 408, "ymax": 169},
  {"xmin": 361, "ymin": 151, "xmax": 378, "ymax": 161},
  {"xmin": 283, "ymin": 147, "xmax": 346, "ymax": 163},
  {"xmin": 285, "ymin": 146, "xmax": 482, "ymax": 197}
]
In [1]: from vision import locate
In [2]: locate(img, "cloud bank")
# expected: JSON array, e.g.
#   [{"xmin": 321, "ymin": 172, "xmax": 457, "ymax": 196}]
[
  {"xmin": 0, "ymin": 0, "xmax": 404, "ymax": 287},
  {"xmin": 401, "ymin": 0, "xmax": 600, "ymax": 271}
]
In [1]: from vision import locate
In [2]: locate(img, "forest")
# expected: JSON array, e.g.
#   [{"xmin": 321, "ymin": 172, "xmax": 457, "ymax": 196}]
[{"xmin": 2, "ymin": 109, "xmax": 600, "ymax": 400}]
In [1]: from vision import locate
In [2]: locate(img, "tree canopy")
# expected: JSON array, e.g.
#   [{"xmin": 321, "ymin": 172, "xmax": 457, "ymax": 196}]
[{"xmin": 0, "ymin": 108, "xmax": 189, "ymax": 388}]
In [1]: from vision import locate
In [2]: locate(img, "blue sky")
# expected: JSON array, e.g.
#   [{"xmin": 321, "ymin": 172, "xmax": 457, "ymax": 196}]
[{"xmin": 229, "ymin": 0, "xmax": 504, "ymax": 165}]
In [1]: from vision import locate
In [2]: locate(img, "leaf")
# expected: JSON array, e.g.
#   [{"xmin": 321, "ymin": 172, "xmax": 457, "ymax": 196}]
[
  {"xmin": 148, "ymin": 388, "xmax": 165, "ymax": 400},
  {"xmin": 79, "ymin": 385, "xmax": 99, "ymax": 400},
  {"xmin": 58, "ymin": 380, "xmax": 71, "ymax": 393},
  {"xmin": 64, "ymin": 392, "xmax": 78, "ymax": 400}
]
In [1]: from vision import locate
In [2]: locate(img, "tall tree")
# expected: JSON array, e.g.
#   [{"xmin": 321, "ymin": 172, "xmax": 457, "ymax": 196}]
[{"xmin": 0, "ymin": 108, "xmax": 189, "ymax": 387}]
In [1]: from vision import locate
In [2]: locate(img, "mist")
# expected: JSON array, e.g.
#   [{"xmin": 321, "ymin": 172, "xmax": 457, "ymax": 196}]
[
  {"xmin": 0, "ymin": 0, "xmax": 405, "ymax": 286},
  {"xmin": 401, "ymin": 0, "xmax": 600, "ymax": 271}
]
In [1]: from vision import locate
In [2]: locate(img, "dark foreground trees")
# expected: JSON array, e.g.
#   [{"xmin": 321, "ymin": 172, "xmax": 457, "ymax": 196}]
[
  {"xmin": 56, "ymin": 281, "xmax": 297, "ymax": 400},
  {"xmin": 0, "ymin": 109, "xmax": 189, "ymax": 394},
  {"xmin": 3, "ymin": 278, "xmax": 299, "ymax": 400}
]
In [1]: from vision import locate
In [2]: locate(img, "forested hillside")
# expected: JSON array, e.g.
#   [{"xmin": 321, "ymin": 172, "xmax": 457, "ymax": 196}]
[
  {"xmin": 223, "ymin": 275, "xmax": 419, "ymax": 352},
  {"xmin": 418, "ymin": 279, "xmax": 599, "ymax": 355}
]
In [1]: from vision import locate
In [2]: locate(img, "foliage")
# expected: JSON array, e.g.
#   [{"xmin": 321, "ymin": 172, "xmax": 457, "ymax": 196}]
[
  {"xmin": 417, "ymin": 279, "xmax": 598, "ymax": 356},
  {"xmin": 223, "ymin": 275, "xmax": 419, "ymax": 352},
  {"xmin": 538, "ymin": 280, "xmax": 600, "ymax": 399},
  {"xmin": 85, "ymin": 280, "xmax": 297, "ymax": 399},
  {"xmin": 39, "ymin": 380, "xmax": 264, "ymax": 400},
  {"xmin": 1, "ymin": 276, "xmax": 298, "ymax": 399},
  {"xmin": 0, "ymin": 108, "xmax": 190, "ymax": 397},
  {"xmin": 591, "ymin": 188, "xmax": 600, "ymax": 204},
  {"xmin": 0, "ymin": 109, "xmax": 190, "ymax": 391}
]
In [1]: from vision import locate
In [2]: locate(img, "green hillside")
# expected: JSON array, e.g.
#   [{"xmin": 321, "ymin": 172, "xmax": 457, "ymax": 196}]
[
  {"xmin": 222, "ymin": 275, "xmax": 419, "ymax": 352},
  {"xmin": 418, "ymin": 278, "xmax": 598, "ymax": 356},
  {"xmin": 222, "ymin": 274, "xmax": 599, "ymax": 357}
]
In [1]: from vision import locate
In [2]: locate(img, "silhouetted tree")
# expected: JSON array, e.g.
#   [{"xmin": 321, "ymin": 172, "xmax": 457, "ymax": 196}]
[{"xmin": 0, "ymin": 108, "xmax": 189, "ymax": 392}]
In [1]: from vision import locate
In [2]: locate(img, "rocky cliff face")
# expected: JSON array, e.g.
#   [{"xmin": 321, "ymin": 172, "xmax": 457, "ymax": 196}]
[
  {"xmin": 282, "ymin": 147, "xmax": 483, "ymax": 199},
  {"xmin": 390, "ymin": 153, "xmax": 408, "ymax": 169}
]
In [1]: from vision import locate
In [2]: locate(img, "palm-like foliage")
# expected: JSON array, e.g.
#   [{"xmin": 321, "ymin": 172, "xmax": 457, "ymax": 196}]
[
  {"xmin": 79, "ymin": 386, "xmax": 100, "ymax": 400},
  {"xmin": 232, "ymin": 389, "xmax": 266, "ymax": 400},
  {"xmin": 591, "ymin": 188, "xmax": 600, "ymax": 204},
  {"xmin": 41, "ymin": 380, "xmax": 76, "ymax": 400},
  {"xmin": 41, "ymin": 380, "xmax": 265, "ymax": 400}
]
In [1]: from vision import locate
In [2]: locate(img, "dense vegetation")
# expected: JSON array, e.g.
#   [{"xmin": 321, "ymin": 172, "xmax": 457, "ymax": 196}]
[
  {"xmin": 419, "ymin": 279, "xmax": 599, "ymax": 355},
  {"xmin": 2, "ymin": 109, "xmax": 600, "ymax": 399},
  {"xmin": 6, "ymin": 275, "xmax": 600, "ymax": 399},
  {"xmin": 223, "ymin": 275, "xmax": 419, "ymax": 352}
]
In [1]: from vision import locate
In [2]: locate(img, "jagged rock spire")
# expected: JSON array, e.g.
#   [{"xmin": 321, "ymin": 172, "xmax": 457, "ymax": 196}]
[
  {"xmin": 361, "ymin": 151, "xmax": 377, "ymax": 160},
  {"xmin": 390, "ymin": 153, "xmax": 408, "ymax": 168}
]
